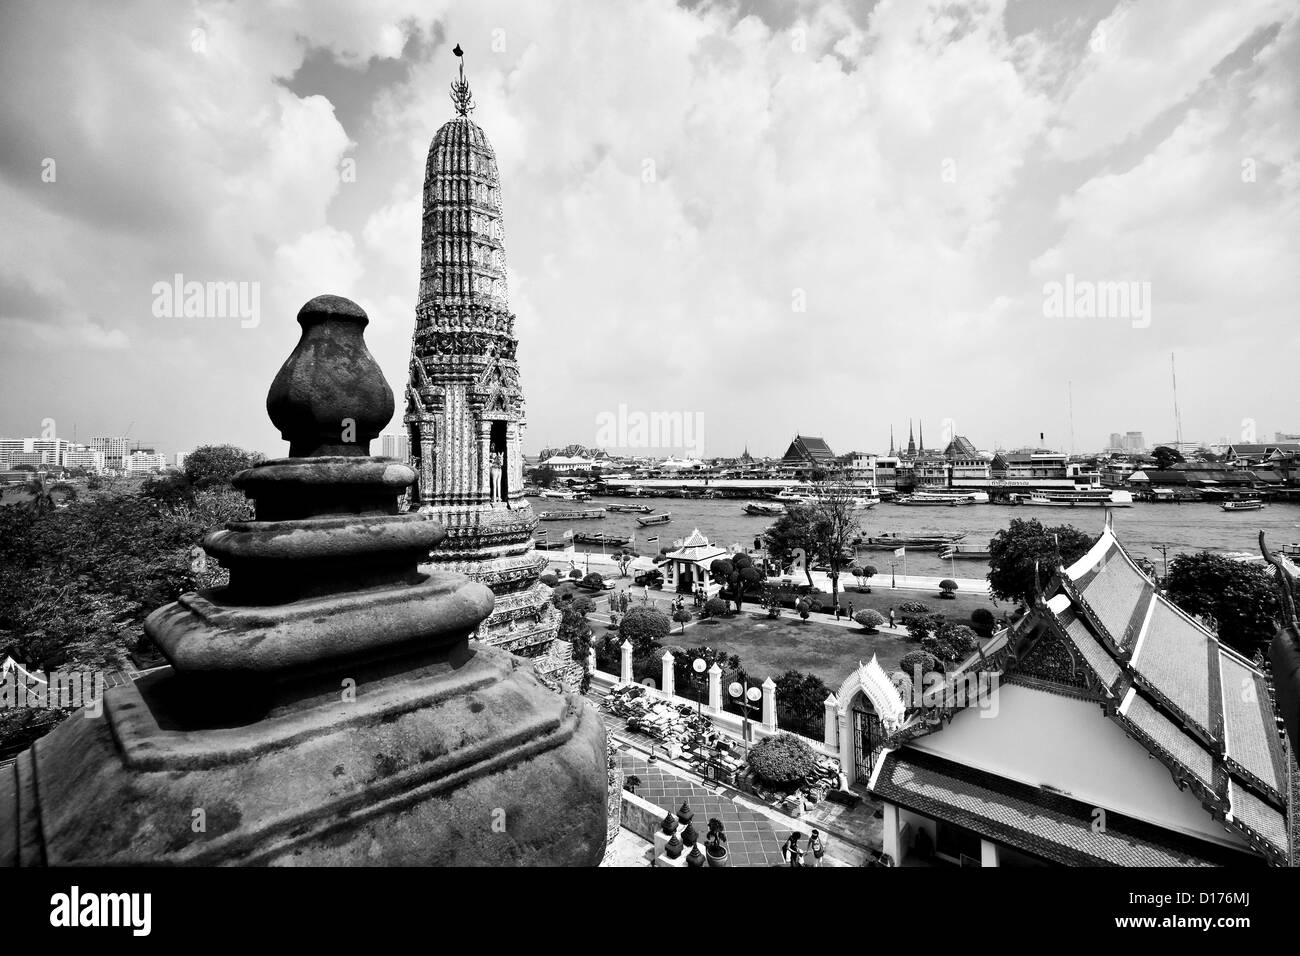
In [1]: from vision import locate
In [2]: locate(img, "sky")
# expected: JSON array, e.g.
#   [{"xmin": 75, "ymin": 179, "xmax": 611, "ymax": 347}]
[{"xmin": 0, "ymin": 0, "xmax": 1297, "ymax": 460}]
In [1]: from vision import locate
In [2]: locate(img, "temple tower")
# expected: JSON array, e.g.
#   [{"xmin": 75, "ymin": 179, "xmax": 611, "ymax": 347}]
[{"xmin": 404, "ymin": 49, "xmax": 572, "ymax": 685}]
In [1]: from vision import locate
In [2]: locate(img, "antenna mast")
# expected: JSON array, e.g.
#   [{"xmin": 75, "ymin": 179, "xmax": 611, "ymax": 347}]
[{"xmin": 1171, "ymin": 353, "xmax": 1182, "ymax": 452}]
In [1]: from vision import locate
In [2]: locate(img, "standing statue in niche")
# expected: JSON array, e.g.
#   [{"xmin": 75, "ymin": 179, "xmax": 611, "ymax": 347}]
[{"xmin": 489, "ymin": 450, "xmax": 504, "ymax": 504}]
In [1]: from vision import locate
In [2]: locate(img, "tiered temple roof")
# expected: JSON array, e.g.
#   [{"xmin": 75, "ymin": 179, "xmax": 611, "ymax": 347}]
[
  {"xmin": 781, "ymin": 435, "xmax": 836, "ymax": 464},
  {"xmin": 871, "ymin": 518, "xmax": 1291, "ymax": 866}
]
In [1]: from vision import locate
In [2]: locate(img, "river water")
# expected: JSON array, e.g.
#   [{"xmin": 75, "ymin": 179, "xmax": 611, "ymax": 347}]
[{"xmin": 534, "ymin": 496, "xmax": 1300, "ymax": 578}]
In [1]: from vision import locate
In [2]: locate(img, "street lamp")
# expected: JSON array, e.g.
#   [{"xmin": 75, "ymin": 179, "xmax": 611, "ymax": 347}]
[
  {"xmin": 691, "ymin": 657, "xmax": 707, "ymax": 717},
  {"xmin": 728, "ymin": 680, "xmax": 764, "ymax": 758}
]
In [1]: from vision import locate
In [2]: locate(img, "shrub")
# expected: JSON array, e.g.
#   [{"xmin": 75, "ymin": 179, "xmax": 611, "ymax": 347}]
[
  {"xmin": 970, "ymin": 607, "xmax": 996, "ymax": 637},
  {"xmin": 746, "ymin": 733, "xmax": 820, "ymax": 789},
  {"xmin": 618, "ymin": 605, "xmax": 671, "ymax": 654},
  {"xmin": 898, "ymin": 601, "xmax": 928, "ymax": 615},
  {"xmin": 854, "ymin": 609, "xmax": 884, "ymax": 633},
  {"xmin": 922, "ymin": 623, "xmax": 978, "ymax": 663},
  {"xmin": 905, "ymin": 612, "xmax": 946, "ymax": 643},
  {"xmin": 539, "ymin": 572, "xmax": 560, "ymax": 586},
  {"xmin": 568, "ymin": 568, "xmax": 582, "ymax": 580},
  {"xmin": 581, "ymin": 572, "xmax": 605, "ymax": 589},
  {"xmin": 672, "ymin": 608, "xmax": 692, "ymax": 632},
  {"xmin": 703, "ymin": 596, "xmax": 729, "ymax": 618},
  {"xmin": 899, "ymin": 650, "xmax": 941, "ymax": 677},
  {"xmin": 939, "ymin": 579, "xmax": 958, "ymax": 598}
]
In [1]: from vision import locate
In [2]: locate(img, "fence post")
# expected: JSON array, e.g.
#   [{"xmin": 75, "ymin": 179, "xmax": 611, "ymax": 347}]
[
  {"xmin": 619, "ymin": 640, "xmax": 632, "ymax": 684},
  {"xmin": 660, "ymin": 651, "xmax": 675, "ymax": 697},
  {"xmin": 823, "ymin": 693, "xmax": 838, "ymax": 749},
  {"xmin": 761, "ymin": 676, "xmax": 777, "ymax": 731},
  {"xmin": 707, "ymin": 663, "xmax": 722, "ymax": 713}
]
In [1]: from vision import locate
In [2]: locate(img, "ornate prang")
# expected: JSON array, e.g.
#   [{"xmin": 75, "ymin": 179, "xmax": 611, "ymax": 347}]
[
  {"xmin": 1261, "ymin": 532, "xmax": 1300, "ymax": 765},
  {"xmin": 405, "ymin": 57, "xmax": 573, "ymax": 685}
]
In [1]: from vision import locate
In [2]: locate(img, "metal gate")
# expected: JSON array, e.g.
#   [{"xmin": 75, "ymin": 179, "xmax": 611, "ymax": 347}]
[{"xmin": 853, "ymin": 708, "xmax": 883, "ymax": 783}]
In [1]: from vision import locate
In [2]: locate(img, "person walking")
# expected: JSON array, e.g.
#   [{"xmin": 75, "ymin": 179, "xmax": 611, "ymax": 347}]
[
  {"xmin": 807, "ymin": 829, "xmax": 827, "ymax": 867},
  {"xmin": 834, "ymin": 604, "xmax": 842, "ymax": 622},
  {"xmin": 847, "ymin": 601, "xmax": 854, "ymax": 620},
  {"xmin": 888, "ymin": 607, "xmax": 895, "ymax": 628},
  {"xmin": 781, "ymin": 832, "xmax": 804, "ymax": 867}
]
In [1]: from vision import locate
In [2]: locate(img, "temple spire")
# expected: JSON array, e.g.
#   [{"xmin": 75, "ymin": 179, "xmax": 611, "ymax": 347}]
[{"xmin": 450, "ymin": 43, "xmax": 474, "ymax": 116}]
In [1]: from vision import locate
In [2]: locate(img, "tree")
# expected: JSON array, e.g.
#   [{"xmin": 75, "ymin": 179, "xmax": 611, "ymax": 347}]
[
  {"xmin": 672, "ymin": 607, "xmax": 692, "ymax": 633},
  {"xmin": 773, "ymin": 670, "xmax": 831, "ymax": 738},
  {"xmin": 670, "ymin": 646, "xmax": 743, "ymax": 703},
  {"xmin": 182, "ymin": 444, "xmax": 264, "ymax": 489},
  {"xmin": 939, "ymin": 578, "xmax": 958, "ymax": 599},
  {"xmin": 854, "ymin": 609, "xmax": 884, "ymax": 633},
  {"xmin": 1164, "ymin": 551, "xmax": 1280, "ymax": 656},
  {"xmin": 763, "ymin": 506, "xmax": 820, "ymax": 587},
  {"xmin": 1150, "ymin": 445, "xmax": 1185, "ymax": 470},
  {"xmin": 23, "ymin": 475, "xmax": 77, "ymax": 516},
  {"xmin": 554, "ymin": 594, "xmax": 595, "ymax": 693},
  {"xmin": 987, "ymin": 519, "xmax": 1095, "ymax": 607},
  {"xmin": 708, "ymin": 552, "xmax": 763, "ymax": 611},
  {"xmin": 703, "ymin": 596, "xmax": 728, "ymax": 618},
  {"xmin": 899, "ymin": 650, "xmax": 941, "ymax": 678},
  {"xmin": 807, "ymin": 483, "xmax": 863, "ymax": 613},
  {"xmin": 618, "ymin": 605, "xmax": 671, "ymax": 655},
  {"xmin": 970, "ymin": 607, "xmax": 996, "ymax": 637},
  {"xmin": 796, "ymin": 599, "xmax": 811, "ymax": 623},
  {"xmin": 531, "ymin": 465, "xmax": 557, "ymax": 488}
]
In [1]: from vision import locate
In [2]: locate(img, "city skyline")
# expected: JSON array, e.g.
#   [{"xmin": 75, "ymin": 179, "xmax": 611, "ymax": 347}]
[{"xmin": 2, "ymin": 1, "xmax": 1297, "ymax": 461}]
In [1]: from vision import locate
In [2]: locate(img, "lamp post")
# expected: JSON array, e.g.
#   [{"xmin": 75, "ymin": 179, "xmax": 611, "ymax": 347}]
[
  {"xmin": 728, "ymin": 680, "xmax": 764, "ymax": 758},
  {"xmin": 890, "ymin": 561, "xmax": 896, "ymax": 588},
  {"xmin": 691, "ymin": 657, "xmax": 707, "ymax": 717}
]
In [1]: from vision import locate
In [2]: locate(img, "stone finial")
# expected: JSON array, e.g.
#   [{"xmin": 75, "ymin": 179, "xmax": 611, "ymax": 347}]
[{"xmin": 267, "ymin": 295, "xmax": 394, "ymax": 458}]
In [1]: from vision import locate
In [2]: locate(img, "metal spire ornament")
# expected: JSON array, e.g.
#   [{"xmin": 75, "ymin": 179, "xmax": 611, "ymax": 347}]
[{"xmin": 450, "ymin": 43, "xmax": 474, "ymax": 115}]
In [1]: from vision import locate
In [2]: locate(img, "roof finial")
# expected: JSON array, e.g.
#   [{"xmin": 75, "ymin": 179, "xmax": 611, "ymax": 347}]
[{"xmin": 450, "ymin": 43, "xmax": 474, "ymax": 116}]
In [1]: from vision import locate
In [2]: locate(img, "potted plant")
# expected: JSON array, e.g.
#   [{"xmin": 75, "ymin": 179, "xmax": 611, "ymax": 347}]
[{"xmin": 705, "ymin": 818, "xmax": 729, "ymax": 867}]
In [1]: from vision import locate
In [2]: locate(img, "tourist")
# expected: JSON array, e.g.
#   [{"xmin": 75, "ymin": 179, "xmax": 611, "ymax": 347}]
[
  {"xmin": 781, "ymin": 832, "xmax": 804, "ymax": 867},
  {"xmin": 888, "ymin": 607, "xmax": 895, "ymax": 628},
  {"xmin": 808, "ymin": 829, "xmax": 826, "ymax": 866},
  {"xmin": 834, "ymin": 605, "xmax": 842, "ymax": 621},
  {"xmin": 847, "ymin": 601, "xmax": 854, "ymax": 619}
]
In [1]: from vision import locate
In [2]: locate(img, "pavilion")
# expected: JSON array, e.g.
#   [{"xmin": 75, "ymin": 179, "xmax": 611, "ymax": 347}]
[{"xmin": 661, "ymin": 529, "xmax": 729, "ymax": 595}]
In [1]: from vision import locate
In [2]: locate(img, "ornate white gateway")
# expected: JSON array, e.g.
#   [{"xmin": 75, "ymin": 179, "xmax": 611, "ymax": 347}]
[{"xmin": 834, "ymin": 655, "xmax": 907, "ymax": 782}]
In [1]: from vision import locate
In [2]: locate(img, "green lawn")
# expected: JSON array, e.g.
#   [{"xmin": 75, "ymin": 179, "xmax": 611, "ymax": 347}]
[
  {"xmin": 681, "ymin": 613, "xmax": 913, "ymax": 688},
  {"xmin": 827, "ymin": 586, "xmax": 1006, "ymax": 624}
]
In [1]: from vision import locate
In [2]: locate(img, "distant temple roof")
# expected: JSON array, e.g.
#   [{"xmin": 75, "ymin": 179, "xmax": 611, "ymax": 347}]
[
  {"xmin": 782, "ymin": 435, "xmax": 836, "ymax": 463},
  {"xmin": 943, "ymin": 436, "xmax": 981, "ymax": 459}
]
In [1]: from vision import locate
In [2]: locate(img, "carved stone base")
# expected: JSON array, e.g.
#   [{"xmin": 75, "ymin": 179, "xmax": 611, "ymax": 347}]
[{"xmin": 0, "ymin": 644, "xmax": 606, "ymax": 866}]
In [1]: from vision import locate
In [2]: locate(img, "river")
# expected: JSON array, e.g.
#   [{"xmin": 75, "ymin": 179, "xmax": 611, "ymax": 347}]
[{"xmin": 533, "ymin": 496, "xmax": 1300, "ymax": 578}]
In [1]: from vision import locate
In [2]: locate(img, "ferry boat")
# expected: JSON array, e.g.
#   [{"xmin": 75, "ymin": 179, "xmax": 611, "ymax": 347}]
[
  {"xmin": 1017, "ymin": 489, "xmax": 1134, "ymax": 508},
  {"xmin": 1222, "ymin": 498, "xmax": 1264, "ymax": 512},
  {"xmin": 533, "ymin": 539, "xmax": 572, "ymax": 550},
  {"xmin": 896, "ymin": 491, "xmax": 984, "ymax": 507},
  {"xmin": 607, "ymin": 503, "xmax": 653, "ymax": 514},
  {"xmin": 744, "ymin": 502, "xmax": 787, "ymax": 517},
  {"xmin": 772, "ymin": 486, "xmax": 881, "ymax": 509},
  {"xmin": 635, "ymin": 512, "xmax": 672, "ymax": 527},
  {"xmin": 538, "ymin": 508, "xmax": 606, "ymax": 521},
  {"xmin": 539, "ymin": 489, "xmax": 577, "ymax": 500}
]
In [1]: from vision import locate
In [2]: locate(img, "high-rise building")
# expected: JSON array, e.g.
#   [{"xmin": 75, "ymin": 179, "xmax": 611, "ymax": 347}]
[
  {"xmin": 403, "ymin": 57, "xmax": 570, "ymax": 685},
  {"xmin": 379, "ymin": 433, "xmax": 410, "ymax": 462},
  {"xmin": 88, "ymin": 436, "xmax": 132, "ymax": 468}
]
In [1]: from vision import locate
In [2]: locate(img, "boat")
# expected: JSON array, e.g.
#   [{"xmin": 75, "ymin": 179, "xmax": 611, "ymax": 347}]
[
  {"xmin": 1222, "ymin": 499, "xmax": 1264, "ymax": 512},
  {"xmin": 895, "ymin": 491, "xmax": 983, "ymax": 507},
  {"xmin": 573, "ymin": 531, "xmax": 633, "ymax": 547},
  {"xmin": 537, "ymin": 508, "xmax": 606, "ymax": 521},
  {"xmin": 938, "ymin": 543, "xmax": 991, "ymax": 560},
  {"xmin": 539, "ymin": 489, "xmax": 577, "ymax": 500},
  {"xmin": 635, "ymin": 512, "xmax": 672, "ymax": 527},
  {"xmin": 607, "ymin": 503, "xmax": 653, "ymax": 514},
  {"xmin": 862, "ymin": 532, "xmax": 966, "ymax": 549},
  {"xmin": 572, "ymin": 492, "xmax": 592, "ymax": 502},
  {"xmin": 533, "ymin": 539, "xmax": 571, "ymax": 550},
  {"xmin": 1015, "ymin": 489, "xmax": 1133, "ymax": 508},
  {"xmin": 744, "ymin": 502, "xmax": 786, "ymax": 517}
]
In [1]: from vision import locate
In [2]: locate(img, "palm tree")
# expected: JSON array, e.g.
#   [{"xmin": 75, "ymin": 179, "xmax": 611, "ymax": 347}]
[{"xmin": 24, "ymin": 475, "xmax": 77, "ymax": 516}]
